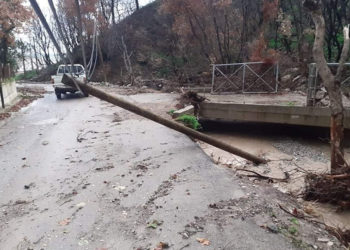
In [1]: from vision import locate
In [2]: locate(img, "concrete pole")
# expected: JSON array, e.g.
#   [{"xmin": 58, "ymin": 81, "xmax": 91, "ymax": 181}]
[{"xmin": 62, "ymin": 74, "xmax": 267, "ymax": 164}]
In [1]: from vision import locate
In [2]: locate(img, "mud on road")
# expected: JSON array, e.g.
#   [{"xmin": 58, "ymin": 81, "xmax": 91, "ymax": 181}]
[{"xmin": 0, "ymin": 83, "xmax": 344, "ymax": 249}]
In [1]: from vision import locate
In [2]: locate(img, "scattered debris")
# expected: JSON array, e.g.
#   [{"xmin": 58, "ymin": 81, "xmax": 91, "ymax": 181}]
[
  {"xmin": 147, "ymin": 220, "xmax": 163, "ymax": 229},
  {"xmin": 78, "ymin": 239, "xmax": 89, "ymax": 246},
  {"xmin": 154, "ymin": 242, "xmax": 169, "ymax": 250},
  {"xmin": 114, "ymin": 186, "xmax": 126, "ymax": 191},
  {"xmin": 196, "ymin": 238, "xmax": 210, "ymax": 246},
  {"xmin": 76, "ymin": 202, "xmax": 86, "ymax": 208},
  {"xmin": 326, "ymin": 227, "xmax": 350, "ymax": 247},
  {"xmin": 95, "ymin": 165, "xmax": 114, "ymax": 171},
  {"xmin": 266, "ymin": 224, "xmax": 279, "ymax": 233},
  {"xmin": 304, "ymin": 173, "xmax": 350, "ymax": 208},
  {"xmin": 24, "ymin": 183, "xmax": 35, "ymax": 190},
  {"xmin": 14, "ymin": 200, "xmax": 28, "ymax": 205},
  {"xmin": 179, "ymin": 90, "xmax": 207, "ymax": 116},
  {"xmin": 59, "ymin": 218, "xmax": 71, "ymax": 226},
  {"xmin": 76, "ymin": 130, "xmax": 98, "ymax": 143},
  {"xmin": 237, "ymin": 168, "xmax": 290, "ymax": 182}
]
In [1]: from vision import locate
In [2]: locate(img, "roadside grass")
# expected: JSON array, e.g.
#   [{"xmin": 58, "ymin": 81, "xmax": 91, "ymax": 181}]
[{"xmin": 15, "ymin": 70, "xmax": 38, "ymax": 81}]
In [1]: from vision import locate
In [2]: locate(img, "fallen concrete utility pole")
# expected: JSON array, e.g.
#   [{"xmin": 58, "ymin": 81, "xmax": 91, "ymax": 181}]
[{"xmin": 62, "ymin": 74, "xmax": 267, "ymax": 164}]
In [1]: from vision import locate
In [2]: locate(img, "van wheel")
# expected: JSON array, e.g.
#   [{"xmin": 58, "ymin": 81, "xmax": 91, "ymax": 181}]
[{"xmin": 55, "ymin": 91, "xmax": 62, "ymax": 99}]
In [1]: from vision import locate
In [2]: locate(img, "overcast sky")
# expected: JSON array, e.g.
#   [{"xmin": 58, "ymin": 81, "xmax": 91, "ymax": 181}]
[{"xmin": 34, "ymin": 0, "xmax": 154, "ymax": 14}]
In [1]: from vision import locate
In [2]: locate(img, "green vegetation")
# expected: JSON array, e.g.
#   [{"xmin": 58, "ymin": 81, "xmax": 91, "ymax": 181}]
[
  {"xmin": 167, "ymin": 109, "xmax": 176, "ymax": 115},
  {"xmin": 15, "ymin": 70, "xmax": 38, "ymax": 81},
  {"xmin": 281, "ymin": 101, "xmax": 296, "ymax": 107},
  {"xmin": 1, "ymin": 77, "xmax": 15, "ymax": 85},
  {"xmin": 288, "ymin": 226, "xmax": 298, "ymax": 236},
  {"xmin": 176, "ymin": 114, "xmax": 202, "ymax": 130},
  {"xmin": 290, "ymin": 218, "xmax": 299, "ymax": 225}
]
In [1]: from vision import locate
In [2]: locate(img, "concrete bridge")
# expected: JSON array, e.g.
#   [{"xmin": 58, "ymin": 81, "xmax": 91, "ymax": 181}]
[{"xmin": 198, "ymin": 102, "xmax": 350, "ymax": 129}]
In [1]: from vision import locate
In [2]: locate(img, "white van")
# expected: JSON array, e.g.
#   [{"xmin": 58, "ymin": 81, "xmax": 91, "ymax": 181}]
[{"xmin": 51, "ymin": 64, "xmax": 88, "ymax": 99}]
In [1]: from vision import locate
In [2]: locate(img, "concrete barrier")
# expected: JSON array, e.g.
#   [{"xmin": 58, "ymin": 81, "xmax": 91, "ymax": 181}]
[
  {"xmin": 199, "ymin": 102, "xmax": 350, "ymax": 129},
  {"xmin": 1, "ymin": 78, "xmax": 18, "ymax": 107}
]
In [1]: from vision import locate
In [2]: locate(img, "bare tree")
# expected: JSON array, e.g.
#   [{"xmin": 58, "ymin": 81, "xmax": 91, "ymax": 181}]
[
  {"xmin": 48, "ymin": 0, "xmax": 75, "ymax": 65},
  {"xmin": 16, "ymin": 40, "xmax": 27, "ymax": 73},
  {"xmin": 31, "ymin": 19, "xmax": 53, "ymax": 66},
  {"xmin": 120, "ymin": 36, "xmax": 134, "ymax": 84},
  {"xmin": 74, "ymin": 0, "xmax": 88, "ymax": 71},
  {"xmin": 304, "ymin": 0, "xmax": 350, "ymax": 174}
]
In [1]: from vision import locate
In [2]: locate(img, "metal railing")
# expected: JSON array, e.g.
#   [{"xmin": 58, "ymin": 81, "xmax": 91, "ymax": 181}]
[
  {"xmin": 307, "ymin": 63, "xmax": 350, "ymax": 106},
  {"xmin": 211, "ymin": 62, "xmax": 279, "ymax": 94}
]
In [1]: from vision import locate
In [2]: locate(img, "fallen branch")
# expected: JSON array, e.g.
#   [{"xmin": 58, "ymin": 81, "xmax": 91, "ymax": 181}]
[
  {"xmin": 324, "ymin": 174, "xmax": 350, "ymax": 180},
  {"xmin": 279, "ymin": 202, "xmax": 350, "ymax": 247},
  {"xmin": 236, "ymin": 168, "xmax": 289, "ymax": 182},
  {"xmin": 62, "ymin": 74, "xmax": 267, "ymax": 164}
]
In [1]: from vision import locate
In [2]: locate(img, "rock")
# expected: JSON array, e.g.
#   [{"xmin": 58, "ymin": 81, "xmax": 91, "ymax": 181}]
[
  {"xmin": 115, "ymin": 186, "xmax": 126, "ymax": 191},
  {"xmin": 42, "ymin": 141, "xmax": 49, "ymax": 146},
  {"xmin": 317, "ymin": 237, "xmax": 330, "ymax": 243},
  {"xmin": 267, "ymin": 224, "xmax": 279, "ymax": 233},
  {"xmin": 320, "ymin": 98, "xmax": 330, "ymax": 106},
  {"xmin": 281, "ymin": 74, "xmax": 292, "ymax": 83},
  {"xmin": 76, "ymin": 202, "xmax": 86, "ymax": 208},
  {"xmin": 134, "ymin": 76, "xmax": 143, "ymax": 85},
  {"xmin": 315, "ymin": 90, "xmax": 326, "ymax": 100}
]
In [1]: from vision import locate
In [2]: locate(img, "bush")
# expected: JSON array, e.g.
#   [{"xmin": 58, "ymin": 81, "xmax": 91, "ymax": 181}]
[{"xmin": 175, "ymin": 114, "xmax": 202, "ymax": 130}]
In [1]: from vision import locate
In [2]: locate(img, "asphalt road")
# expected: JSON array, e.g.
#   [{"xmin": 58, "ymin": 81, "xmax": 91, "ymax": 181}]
[{"xmin": 0, "ymin": 87, "xmax": 336, "ymax": 249}]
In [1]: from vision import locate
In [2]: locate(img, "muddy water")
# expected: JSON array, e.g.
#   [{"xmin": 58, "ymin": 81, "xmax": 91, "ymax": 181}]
[{"xmin": 199, "ymin": 121, "xmax": 350, "ymax": 230}]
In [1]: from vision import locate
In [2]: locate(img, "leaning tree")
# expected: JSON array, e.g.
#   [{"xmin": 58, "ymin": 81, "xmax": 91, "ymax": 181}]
[{"xmin": 304, "ymin": 0, "xmax": 350, "ymax": 174}]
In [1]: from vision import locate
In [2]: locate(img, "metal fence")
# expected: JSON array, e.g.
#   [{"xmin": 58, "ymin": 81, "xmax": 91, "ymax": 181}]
[
  {"xmin": 211, "ymin": 62, "xmax": 279, "ymax": 94},
  {"xmin": 307, "ymin": 63, "xmax": 350, "ymax": 106}
]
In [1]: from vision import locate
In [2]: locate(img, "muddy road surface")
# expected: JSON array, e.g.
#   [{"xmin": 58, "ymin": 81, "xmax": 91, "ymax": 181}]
[{"xmin": 0, "ymin": 84, "xmax": 342, "ymax": 249}]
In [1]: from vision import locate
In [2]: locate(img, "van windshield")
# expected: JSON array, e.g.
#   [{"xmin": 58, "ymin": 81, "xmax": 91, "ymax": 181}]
[{"xmin": 58, "ymin": 65, "xmax": 84, "ymax": 74}]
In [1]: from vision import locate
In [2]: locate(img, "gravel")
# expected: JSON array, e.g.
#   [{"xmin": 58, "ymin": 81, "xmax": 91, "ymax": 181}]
[{"xmin": 273, "ymin": 138, "xmax": 329, "ymax": 163}]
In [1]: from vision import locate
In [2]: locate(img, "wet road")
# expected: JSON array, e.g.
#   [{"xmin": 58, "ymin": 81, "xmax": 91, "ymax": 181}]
[{"xmin": 0, "ymin": 87, "xmax": 334, "ymax": 249}]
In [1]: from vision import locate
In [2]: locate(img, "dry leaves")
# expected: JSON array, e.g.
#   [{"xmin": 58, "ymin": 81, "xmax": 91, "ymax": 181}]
[
  {"xmin": 59, "ymin": 218, "xmax": 71, "ymax": 226},
  {"xmin": 196, "ymin": 238, "xmax": 210, "ymax": 246},
  {"xmin": 154, "ymin": 241, "xmax": 169, "ymax": 250}
]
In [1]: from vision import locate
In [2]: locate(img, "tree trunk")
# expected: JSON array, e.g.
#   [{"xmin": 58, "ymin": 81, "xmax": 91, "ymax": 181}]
[
  {"xmin": 97, "ymin": 37, "xmax": 107, "ymax": 83},
  {"xmin": 21, "ymin": 48, "xmax": 26, "ymax": 73},
  {"xmin": 329, "ymin": 79, "xmax": 346, "ymax": 173},
  {"xmin": 22, "ymin": 56, "xmax": 26, "ymax": 73},
  {"xmin": 48, "ymin": 0, "xmax": 75, "ymax": 65},
  {"xmin": 32, "ymin": 37, "xmax": 40, "ymax": 73},
  {"xmin": 29, "ymin": 48, "xmax": 34, "ymax": 71},
  {"xmin": 111, "ymin": 0, "xmax": 116, "ymax": 25},
  {"xmin": 304, "ymin": 0, "xmax": 349, "ymax": 173},
  {"xmin": 135, "ymin": 0, "xmax": 139, "ymax": 10}
]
